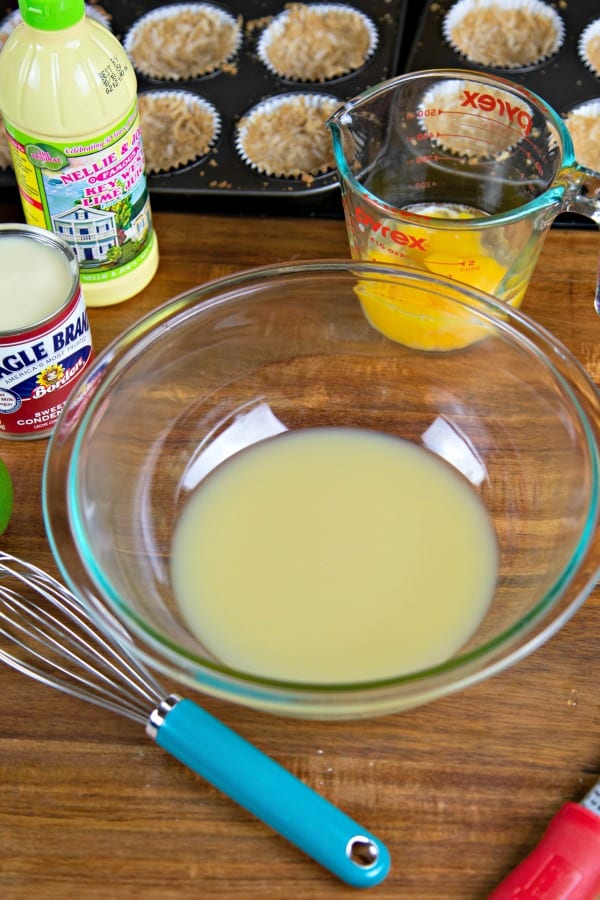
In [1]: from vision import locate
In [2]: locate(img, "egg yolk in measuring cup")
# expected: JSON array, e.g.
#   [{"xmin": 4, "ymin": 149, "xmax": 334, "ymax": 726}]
[{"xmin": 355, "ymin": 204, "xmax": 527, "ymax": 351}]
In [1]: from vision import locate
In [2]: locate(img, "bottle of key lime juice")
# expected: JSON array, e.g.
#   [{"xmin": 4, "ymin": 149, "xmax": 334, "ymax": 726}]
[{"xmin": 0, "ymin": 0, "xmax": 159, "ymax": 306}]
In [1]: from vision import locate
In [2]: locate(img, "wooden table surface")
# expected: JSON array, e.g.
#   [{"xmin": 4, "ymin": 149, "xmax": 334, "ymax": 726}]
[{"xmin": 0, "ymin": 192, "xmax": 599, "ymax": 900}]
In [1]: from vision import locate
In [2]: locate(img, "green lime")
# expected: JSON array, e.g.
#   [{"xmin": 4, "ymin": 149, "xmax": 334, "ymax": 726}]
[{"xmin": 0, "ymin": 458, "xmax": 13, "ymax": 535}]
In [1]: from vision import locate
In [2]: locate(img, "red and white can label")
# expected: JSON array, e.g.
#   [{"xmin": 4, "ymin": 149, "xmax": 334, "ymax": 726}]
[{"xmin": 0, "ymin": 285, "xmax": 93, "ymax": 438}]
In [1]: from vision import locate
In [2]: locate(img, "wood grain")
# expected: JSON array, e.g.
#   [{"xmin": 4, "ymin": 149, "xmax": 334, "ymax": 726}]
[{"xmin": 0, "ymin": 192, "xmax": 599, "ymax": 899}]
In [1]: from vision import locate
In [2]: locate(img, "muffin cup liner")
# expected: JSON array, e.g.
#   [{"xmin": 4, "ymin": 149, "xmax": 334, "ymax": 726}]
[
  {"xmin": 256, "ymin": 3, "xmax": 378, "ymax": 83},
  {"xmin": 139, "ymin": 89, "xmax": 222, "ymax": 174},
  {"xmin": 0, "ymin": 8, "xmax": 21, "ymax": 49},
  {"xmin": 565, "ymin": 99, "xmax": 600, "ymax": 117},
  {"xmin": 442, "ymin": 0, "xmax": 565, "ymax": 70},
  {"xmin": 0, "ymin": 11, "xmax": 15, "ymax": 170},
  {"xmin": 563, "ymin": 99, "xmax": 600, "ymax": 173},
  {"xmin": 123, "ymin": 3, "xmax": 243, "ymax": 82},
  {"xmin": 0, "ymin": 125, "xmax": 12, "ymax": 171},
  {"xmin": 235, "ymin": 92, "xmax": 341, "ymax": 179},
  {"xmin": 84, "ymin": 3, "xmax": 112, "ymax": 30},
  {"xmin": 578, "ymin": 18, "xmax": 600, "ymax": 78},
  {"xmin": 418, "ymin": 78, "xmax": 533, "ymax": 158}
]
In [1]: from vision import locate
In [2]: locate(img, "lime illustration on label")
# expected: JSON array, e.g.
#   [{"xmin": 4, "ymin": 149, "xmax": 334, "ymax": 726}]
[{"xmin": 3, "ymin": 104, "xmax": 154, "ymax": 286}]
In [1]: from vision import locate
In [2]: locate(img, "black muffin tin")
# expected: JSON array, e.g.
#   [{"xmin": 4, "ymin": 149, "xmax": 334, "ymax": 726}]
[
  {"xmin": 0, "ymin": 1, "xmax": 409, "ymax": 216},
  {"xmin": 403, "ymin": 0, "xmax": 600, "ymax": 127}
]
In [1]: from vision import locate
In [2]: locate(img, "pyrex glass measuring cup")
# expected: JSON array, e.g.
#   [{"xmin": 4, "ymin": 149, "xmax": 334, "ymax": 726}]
[{"xmin": 328, "ymin": 69, "xmax": 600, "ymax": 350}]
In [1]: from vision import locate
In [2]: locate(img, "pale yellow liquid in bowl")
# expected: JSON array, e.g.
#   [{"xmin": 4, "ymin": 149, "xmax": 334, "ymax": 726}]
[{"xmin": 170, "ymin": 427, "xmax": 498, "ymax": 684}]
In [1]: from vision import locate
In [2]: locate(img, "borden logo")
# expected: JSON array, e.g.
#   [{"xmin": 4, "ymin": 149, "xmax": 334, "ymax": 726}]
[
  {"xmin": 354, "ymin": 206, "xmax": 427, "ymax": 251},
  {"xmin": 460, "ymin": 89, "xmax": 533, "ymax": 136}
]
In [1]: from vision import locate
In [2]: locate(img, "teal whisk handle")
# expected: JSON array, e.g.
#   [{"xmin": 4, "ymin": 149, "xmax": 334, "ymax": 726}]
[{"xmin": 148, "ymin": 696, "xmax": 390, "ymax": 889}]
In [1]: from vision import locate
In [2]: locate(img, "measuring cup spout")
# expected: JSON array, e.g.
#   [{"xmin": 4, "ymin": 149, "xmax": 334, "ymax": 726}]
[
  {"xmin": 327, "ymin": 80, "xmax": 407, "ymax": 204},
  {"xmin": 327, "ymin": 101, "xmax": 370, "ymax": 189},
  {"xmin": 326, "ymin": 109, "xmax": 348, "ymax": 181}
]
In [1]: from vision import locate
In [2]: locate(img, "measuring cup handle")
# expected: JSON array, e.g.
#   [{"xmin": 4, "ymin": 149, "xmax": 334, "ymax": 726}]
[{"xmin": 561, "ymin": 165, "xmax": 600, "ymax": 314}]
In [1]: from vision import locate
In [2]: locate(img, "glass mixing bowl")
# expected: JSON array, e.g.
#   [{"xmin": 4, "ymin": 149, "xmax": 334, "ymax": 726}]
[{"xmin": 43, "ymin": 261, "xmax": 600, "ymax": 719}]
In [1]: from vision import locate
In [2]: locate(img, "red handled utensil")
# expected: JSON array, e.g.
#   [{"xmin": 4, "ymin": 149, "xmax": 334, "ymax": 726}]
[{"xmin": 490, "ymin": 777, "xmax": 600, "ymax": 899}]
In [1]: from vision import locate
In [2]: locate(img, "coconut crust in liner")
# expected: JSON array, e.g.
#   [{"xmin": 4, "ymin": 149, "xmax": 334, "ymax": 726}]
[
  {"xmin": 237, "ymin": 95, "xmax": 339, "ymax": 179},
  {"xmin": 565, "ymin": 107, "xmax": 600, "ymax": 173},
  {"xmin": 445, "ymin": 1, "xmax": 562, "ymax": 68},
  {"xmin": 259, "ymin": 4, "xmax": 375, "ymax": 82},
  {"xmin": 126, "ymin": 5, "xmax": 241, "ymax": 80},
  {"xmin": 139, "ymin": 92, "xmax": 219, "ymax": 173}
]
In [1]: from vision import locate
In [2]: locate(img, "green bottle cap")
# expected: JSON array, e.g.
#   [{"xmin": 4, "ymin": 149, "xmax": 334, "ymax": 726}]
[{"xmin": 18, "ymin": 0, "xmax": 85, "ymax": 31}]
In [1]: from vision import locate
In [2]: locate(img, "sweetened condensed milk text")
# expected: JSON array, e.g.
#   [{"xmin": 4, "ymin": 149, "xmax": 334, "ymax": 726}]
[{"xmin": 0, "ymin": 227, "xmax": 93, "ymax": 439}]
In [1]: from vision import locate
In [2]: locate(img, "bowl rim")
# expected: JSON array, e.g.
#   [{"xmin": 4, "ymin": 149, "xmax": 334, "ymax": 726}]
[{"xmin": 42, "ymin": 259, "xmax": 600, "ymax": 717}]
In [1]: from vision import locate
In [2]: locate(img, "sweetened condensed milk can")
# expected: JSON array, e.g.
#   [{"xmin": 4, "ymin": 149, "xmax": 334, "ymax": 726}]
[{"xmin": 0, "ymin": 224, "xmax": 93, "ymax": 439}]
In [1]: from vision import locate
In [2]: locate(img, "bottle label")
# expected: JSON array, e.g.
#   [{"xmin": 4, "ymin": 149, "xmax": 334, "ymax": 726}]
[{"xmin": 3, "ymin": 102, "xmax": 155, "ymax": 286}]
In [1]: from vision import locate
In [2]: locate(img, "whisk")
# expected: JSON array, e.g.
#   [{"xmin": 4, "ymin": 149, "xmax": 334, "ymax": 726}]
[{"xmin": 0, "ymin": 550, "xmax": 390, "ymax": 889}]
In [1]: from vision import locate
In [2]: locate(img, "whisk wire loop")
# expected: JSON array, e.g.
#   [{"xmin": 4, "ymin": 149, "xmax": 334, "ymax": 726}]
[
  {"xmin": 0, "ymin": 551, "xmax": 163, "ymax": 723},
  {"xmin": 0, "ymin": 605, "xmax": 149, "ymax": 722}
]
